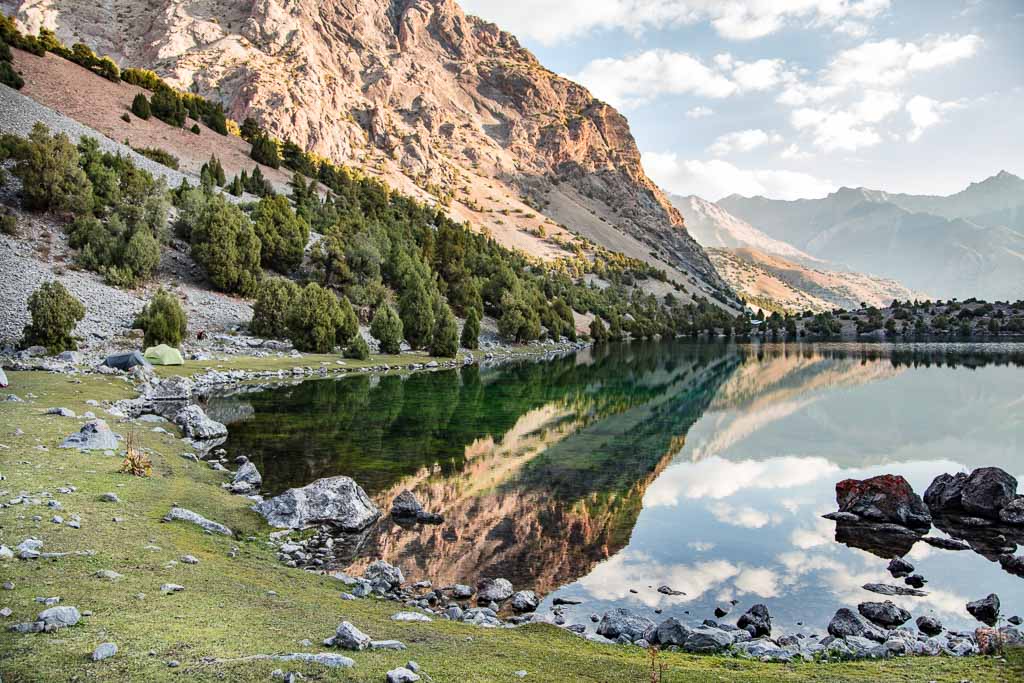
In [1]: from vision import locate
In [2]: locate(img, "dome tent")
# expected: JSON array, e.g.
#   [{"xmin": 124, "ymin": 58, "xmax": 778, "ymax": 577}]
[
  {"xmin": 104, "ymin": 351, "xmax": 152, "ymax": 371},
  {"xmin": 143, "ymin": 344, "xmax": 184, "ymax": 366}
]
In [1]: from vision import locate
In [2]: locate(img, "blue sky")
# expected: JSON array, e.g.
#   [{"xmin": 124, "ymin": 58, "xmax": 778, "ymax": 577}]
[{"xmin": 460, "ymin": 0, "xmax": 1024, "ymax": 200}]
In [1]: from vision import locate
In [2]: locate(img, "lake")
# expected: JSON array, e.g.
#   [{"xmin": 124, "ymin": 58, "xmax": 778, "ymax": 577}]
[{"xmin": 208, "ymin": 341, "xmax": 1024, "ymax": 635}]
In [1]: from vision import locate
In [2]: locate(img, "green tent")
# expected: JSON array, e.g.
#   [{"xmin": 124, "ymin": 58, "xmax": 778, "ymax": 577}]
[{"xmin": 143, "ymin": 344, "xmax": 184, "ymax": 366}]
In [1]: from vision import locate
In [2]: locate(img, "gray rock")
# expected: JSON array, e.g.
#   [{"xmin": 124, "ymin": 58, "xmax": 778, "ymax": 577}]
[
  {"xmin": 370, "ymin": 640, "xmax": 407, "ymax": 650},
  {"xmin": 91, "ymin": 642, "xmax": 117, "ymax": 661},
  {"xmin": 737, "ymin": 604, "xmax": 772, "ymax": 637},
  {"xmin": 174, "ymin": 405, "xmax": 227, "ymax": 440},
  {"xmin": 229, "ymin": 461, "xmax": 262, "ymax": 493},
  {"xmin": 734, "ymin": 637, "xmax": 792, "ymax": 662},
  {"xmin": 57, "ymin": 350, "xmax": 81, "ymax": 364},
  {"xmin": 655, "ymin": 617, "xmax": 691, "ymax": 646},
  {"xmin": 164, "ymin": 506, "xmax": 233, "ymax": 536},
  {"xmin": 94, "ymin": 570, "xmax": 123, "ymax": 581},
  {"xmin": 887, "ymin": 557, "xmax": 914, "ymax": 578},
  {"xmin": 858, "ymin": 601, "xmax": 911, "ymax": 628},
  {"xmin": 391, "ymin": 490, "xmax": 423, "ymax": 517},
  {"xmin": 510, "ymin": 590, "xmax": 539, "ymax": 613},
  {"xmin": 46, "ymin": 407, "xmax": 76, "ymax": 418},
  {"xmin": 59, "ymin": 420, "xmax": 120, "ymax": 451},
  {"xmin": 365, "ymin": 560, "xmax": 404, "ymax": 589},
  {"xmin": 391, "ymin": 611, "xmax": 432, "ymax": 622},
  {"xmin": 999, "ymin": 496, "xmax": 1024, "ymax": 525},
  {"xmin": 656, "ymin": 585, "xmax": 685, "ymax": 596},
  {"xmin": 835, "ymin": 474, "xmax": 931, "ymax": 528},
  {"xmin": 328, "ymin": 621, "xmax": 371, "ymax": 650},
  {"xmin": 161, "ymin": 584, "xmax": 185, "ymax": 593},
  {"xmin": 181, "ymin": 555, "xmax": 199, "ymax": 564},
  {"xmin": 254, "ymin": 476, "xmax": 379, "ymax": 530},
  {"xmin": 444, "ymin": 605, "xmax": 463, "ymax": 620},
  {"xmin": 683, "ymin": 626, "xmax": 734, "ymax": 653},
  {"xmin": 596, "ymin": 608, "xmax": 656, "ymax": 643},
  {"xmin": 149, "ymin": 376, "xmax": 193, "ymax": 401},
  {"xmin": 386, "ymin": 667, "xmax": 420, "ymax": 683},
  {"xmin": 476, "ymin": 577, "xmax": 513, "ymax": 604},
  {"xmin": 451, "ymin": 584, "xmax": 473, "ymax": 599},
  {"xmin": 966, "ymin": 594, "xmax": 1000, "ymax": 626},
  {"xmin": 862, "ymin": 583, "xmax": 927, "ymax": 597},
  {"xmin": 827, "ymin": 608, "xmax": 887, "ymax": 642},
  {"xmin": 100, "ymin": 492, "xmax": 119, "ymax": 503},
  {"xmin": 960, "ymin": 468, "xmax": 1017, "ymax": 519},
  {"xmin": 38, "ymin": 606, "xmax": 81, "ymax": 628},
  {"xmin": 916, "ymin": 615, "xmax": 943, "ymax": 636}
]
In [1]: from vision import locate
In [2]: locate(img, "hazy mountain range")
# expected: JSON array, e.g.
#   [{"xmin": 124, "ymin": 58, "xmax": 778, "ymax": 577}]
[{"xmin": 717, "ymin": 172, "xmax": 1024, "ymax": 302}]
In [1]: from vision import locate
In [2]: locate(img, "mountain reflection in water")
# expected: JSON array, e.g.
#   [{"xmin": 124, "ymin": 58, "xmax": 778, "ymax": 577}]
[{"xmin": 212, "ymin": 341, "xmax": 1024, "ymax": 634}]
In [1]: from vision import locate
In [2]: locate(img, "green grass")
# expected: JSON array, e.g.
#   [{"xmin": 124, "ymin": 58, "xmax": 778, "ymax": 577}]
[{"xmin": 0, "ymin": 371, "xmax": 1018, "ymax": 682}]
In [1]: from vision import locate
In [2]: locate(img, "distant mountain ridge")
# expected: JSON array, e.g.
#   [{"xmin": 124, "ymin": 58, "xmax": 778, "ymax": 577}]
[{"xmin": 718, "ymin": 172, "xmax": 1024, "ymax": 301}]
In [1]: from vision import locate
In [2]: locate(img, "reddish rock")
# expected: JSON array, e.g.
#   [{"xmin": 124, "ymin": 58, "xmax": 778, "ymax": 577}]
[{"xmin": 835, "ymin": 475, "xmax": 932, "ymax": 528}]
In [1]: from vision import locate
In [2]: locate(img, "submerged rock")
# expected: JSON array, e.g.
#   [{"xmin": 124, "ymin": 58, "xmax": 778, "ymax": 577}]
[
  {"xmin": 925, "ymin": 468, "xmax": 1019, "ymax": 520},
  {"xmin": 254, "ymin": 476, "xmax": 380, "ymax": 530}
]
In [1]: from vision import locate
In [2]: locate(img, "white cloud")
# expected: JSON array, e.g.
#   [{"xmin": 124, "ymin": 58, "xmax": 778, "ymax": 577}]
[
  {"xmin": 731, "ymin": 58, "xmax": 789, "ymax": 92},
  {"xmin": 643, "ymin": 152, "xmax": 837, "ymax": 201},
  {"xmin": 789, "ymin": 90, "xmax": 901, "ymax": 152},
  {"xmin": 780, "ymin": 144, "xmax": 813, "ymax": 160},
  {"xmin": 906, "ymin": 95, "xmax": 964, "ymax": 141},
  {"xmin": 461, "ymin": 0, "xmax": 891, "ymax": 45},
  {"xmin": 826, "ymin": 34, "xmax": 982, "ymax": 88},
  {"xmin": 709, "ymin": 129, "xmax": 784, "ymax": 156},
  {"xmin": 709, "ymin": 502, "xmax": 783, "ymax": 529},
  {"xmin": 685, "ymin": 106, "xmax": 714, "ymax": 119},
  {"xmin": 568, "ymin": 50, "xmax": 736, "ymax": 107}
]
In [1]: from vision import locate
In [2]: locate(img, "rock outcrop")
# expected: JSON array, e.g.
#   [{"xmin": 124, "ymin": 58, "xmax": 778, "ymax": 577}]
[
  {"xmin": 254, "ymin": 476, "xmax": 380, "ymax": 530},
  {"xmin": 833, "ymin": 475, "xmax": 931, "ymax": 528}
]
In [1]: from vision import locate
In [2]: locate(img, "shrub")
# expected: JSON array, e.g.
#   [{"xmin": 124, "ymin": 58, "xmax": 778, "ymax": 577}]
[
  {"xmin": 150, "ymin": 86, "xmax": 186, "ymax": 127},
  {"xmin": 429, "ymin": 300, "xmax": 458, "ymax": 358},
  {"xmin": 21, "ymin": 281, "xmax": 85, "ymax": 353},
  {"xmin": 371, "ymin": 303, "xmax": 403, "ymax": 354},
  {"xmin": 0, "ymin": 59, "xmax": 23, "ymax": 90},
  {"xmin": 336, "ymin": 294, "xmax": 359, "ymax": 346},
  {"xmin": 132, "ymin": 146, "xmax": 179, "ymax": 170},
  {"xmin": 286, "ymin": 282, "xmax": 343, "ymax": 353},
  {"xmin": 398, "ymin": 276, "xmax": 435, "ymax": 349},
  {"xmin": 0, "ymin": 209, "xmax": 17, "ymax": 236},
  {"xmin": 251, "ymin": 194, "xmax": 308, "ymax": 273},
  {"xmin": 498, "ymin": 291, "xmax": 541, "ymax": 342},
  {"xmin": 344, "ymin": 334, "xmax": 369, "ymax": 360},
  {"xmin": 120, "ymin": 112, "xmax": 130, "ymax": 123},
  {"xmin": 460, "ymin": 307, "xmax": 480, "ymax": 349},
  {"xmin": 95, "ymin": 56, "xmax": 119, "ymax": 82},
  {"xmin": 190, "ymin": 123, "xmax": 200, "ymax": 135},
  {"xmin": 250, "ymin": 276, "xmax": 299, "ymax": 339},
  {"xmin": 188, "ymin": 194, "xmax": 262, "ymax": 296},
  {"xmin": 589, "ymin": 316, "xmax": 608, "ymax": 343},
  {"xmin": 131, "ymin": 93, "xmax": 151, "ymax": 119},
  {"xmin": 251, "ymin": 133, "xmax": 281, "ymax": 169},
  {"xmin": 134, "ymin": 288, "xmax": 187, "ymax": 347},
  {"xmin": 9, "ymin": 123, "xmax": 92, "ymax": 213}
]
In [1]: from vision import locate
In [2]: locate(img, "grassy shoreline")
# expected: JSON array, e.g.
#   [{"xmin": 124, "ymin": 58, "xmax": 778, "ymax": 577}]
[{"xmin": 0, "ymin": 369, "xmax": 1019, "ymax": 681}]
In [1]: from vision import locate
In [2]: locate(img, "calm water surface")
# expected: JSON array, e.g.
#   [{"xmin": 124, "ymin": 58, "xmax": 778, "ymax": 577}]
[{"xmin": 210, "ymin": 341, "xmax": 1024, "ymax": 635}]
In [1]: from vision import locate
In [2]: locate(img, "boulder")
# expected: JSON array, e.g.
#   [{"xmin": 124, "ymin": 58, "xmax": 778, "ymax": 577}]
[
  {"xmin": 961, "ymin": 468, "xmax": 1017, "ymax": 519},
  {"xmin": 174, "ymin": 405, "xmax": 227, "ymax": 441},
  {"xmin": 391, "ymin": 490, "xmax": 423, "ymax": 518},
  {"xmin": 827, "ymin": 608, "xmax": 887, "ymax": 642},
  {"xmin": 364, "ymin": 560, "xmax": 404, "ymax": 590},
  {"xmin": 655, "ymin": 617, "xmax": 691, "ymax": 646},
  {"xmin": 999, "ymin": 496, "xmax": 1024, "ymax": 525},
  {"xmin": 737, "ymin": 604, "xmax": 772, "ymax": 638},
  {"xmin": 229, "ymin": 461, "xmax": 262, "ymax": 493},
  {"xmin": 998, "ymin": 554, "xmax": 1024, "ymax": 578},
  {"xmin": 509, "ymin": 590, "xmax": 539, "ymax": 613},
  {"xmin": 46, "ymin": 407, "xmax": 76, "ymax": 418},
  {"xmin": 59, "ymin": 420, "xmax": 120, "ymax": 451},
  {"xmin": 862, "ymin": 583, "xmax": 927, "ymax": 597},
  {"xmin": 91, "ymin": 642, "xmax": 117, "ymax": 661},
  {"xmin": 835, "ymin": 475, "xmax": 931, "ymax": 528},
  {"xmin": 596, "ymin": 608, "xmax": 656, "ymax": 643},
  {"xmin": 327, "ymin": 621, "xmax": 371, "ymax": 650},
  {"xmin": 924, "ymin": 472, "xmax": 968, "ymax": 513},
  {"xmin": 38, "ymin": 606, "xmax": 81, "ymax": 628},
  {"xmin": 254, "ymin": 476, "xmax": 380, "ymax": 530},
  {"xmin": 386, "ymin": 667, "xmax": 420, "ymax": 683},
  {"xmin": 966, "ymin": 594, "xmax": 1000, "ymax": 626},
  {"xmin": 857, "ymin": 601, "xmax": 911, "ymax": 628},
  {"xmin": 476, "ymin": 577, "xmax": 514, "ymax": 604},
  {"xmin": 149, "ymin": 376, "xmax": 193, "ymax": 401},
  {"xmin": 683, "ymin": 626, "xmax": 734, "ymax": 653},
  {"xmin": 164, "ymin": 506, "xmax": 233, "ymax": 536},
  {"xmin": 887, "ymin": 557, "xmax": 914, "ymax": 578},
  {"xmin": 916, "ymin": 615, "xmax": 943, "ymax": 636}
]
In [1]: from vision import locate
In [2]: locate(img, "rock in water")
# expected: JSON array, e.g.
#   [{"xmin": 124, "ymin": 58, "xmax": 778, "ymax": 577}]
[
  {"xmin": 391, "ymin": 490, "xmax": 423, "ymax": 518},
  {"xmin": 834, "ymin": 474, "xmax": 931, "ymax": 528},
  {"xmin": 737, "ymin": 604, "xmax": 772, "ymax": 637},
  {"xmin": 1000, "ymin": 497, "xmax": 1024, "ymax": 525},
  {"xmin": 164, "ymin": 507, "xmax": 233, "ymax": 536},
  {"xmin": 59, "ymin": 420, "xmax": 120, "ymax": 451},
  {"xmin": 174, "ymin": 405, "xmax": 227, "ymax": 440},
  {"xmin": 476, "ymin": 578, "xmax": 513, "ymax": 604},
  {"xmin": 887, "ymin": 557, "xmax": 914, "ymax": 578},
  {"xmin": 229, "ymin": 461, "xmax": 262, "ymax": 493},
  {"xmin": 596, "ymin": 608, "xmax": 656, "ymax": 643},
  {"xmin": 858, "ymin": 600, "xmax": 911, "ymax": 628},
  {"xmin": 509, "ymin": 590, "xmax": 539, "ymax": 613},
  {"xmin": 923, "ymin": 472, "xmax": 968, "ymax": 513},
  {"xmin": 960, "ymin": 468, "xmax": 1017, "ymax": 519},
  {"xmin": 966, "ymin": 594, "xmax": 1000, "ymax": 626},
  {"xmin": 827, "ymin": 608, "xmax": 887, "ymax": 642},
  {"xmin": 254, "ymin": 476, "xmax": 380, "ymax": 530},
  {"xmin": 916, "ymin": 615, "xmax": 943, "ymax": 636}
]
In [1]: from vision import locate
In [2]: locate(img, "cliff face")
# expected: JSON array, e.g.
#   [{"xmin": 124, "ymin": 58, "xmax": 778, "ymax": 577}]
[{"xmin": 4, "ymin": 0, "xmax": 734, "ymax": 305}]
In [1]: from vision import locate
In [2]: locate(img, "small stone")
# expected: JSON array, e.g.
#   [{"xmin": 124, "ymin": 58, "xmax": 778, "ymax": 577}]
[
  {"xmin": 167, "ymin": 660, "xmax": 180, "ymax": 668},
  {"xmin": 94, "ymin": 570, "xmax": 123, "ymax": 581},
  {"xmin": 91, "ymin": 642, "xmax": 118, "ymax": 661},
  {"xmin": 100, "ymin": 493, "xmax": 120, "ymax": 503},
  {"xmin": 161, "ymin": 584, "xmax": 185, "ymax": 593},
  {"xmin": 385, "ymin": 667, "xmax": 420, "ymax": 683},
  {"xmin": 181, "ymin": 555, "xmax": 199, "ymax": 564}
]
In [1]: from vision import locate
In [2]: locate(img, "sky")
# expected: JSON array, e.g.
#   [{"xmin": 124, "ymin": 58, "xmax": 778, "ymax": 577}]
[{"xmin": 460, "ymin": 0, "xmax": 1024, "ymax": 201}]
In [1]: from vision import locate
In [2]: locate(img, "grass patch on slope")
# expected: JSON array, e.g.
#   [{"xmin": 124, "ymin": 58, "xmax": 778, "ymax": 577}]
[{"xmin": 0, "ymin": 371, "xmax": 1016, "ymax": 682}]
